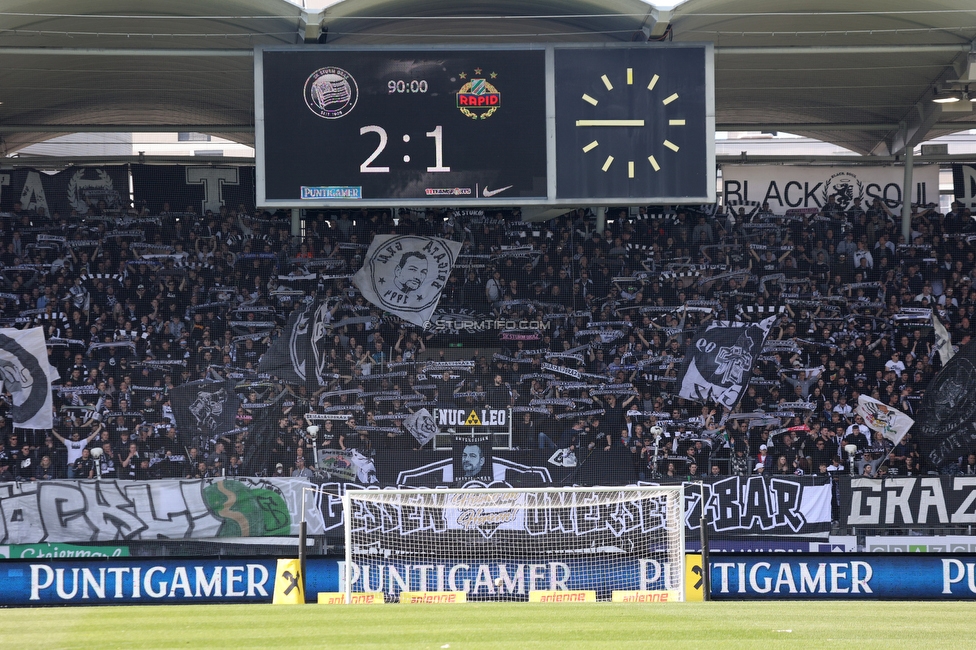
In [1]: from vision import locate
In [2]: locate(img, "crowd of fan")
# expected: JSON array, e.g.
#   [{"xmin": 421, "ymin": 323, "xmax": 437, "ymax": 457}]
[{"xmin": 0, "ymin": 192, "xmax": 974, "ymax": 482}]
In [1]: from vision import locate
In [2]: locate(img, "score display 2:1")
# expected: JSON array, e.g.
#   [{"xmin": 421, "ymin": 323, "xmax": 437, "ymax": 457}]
[{"xmin": 359, "ymin": 125, "xmax": 451, "ymax": 173}]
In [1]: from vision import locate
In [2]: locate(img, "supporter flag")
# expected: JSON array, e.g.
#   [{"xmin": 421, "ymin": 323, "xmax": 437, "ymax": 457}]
[
  {"xmin": 403, "ymin": 408, "xmax": 439, "ymax": 447},
  {"xmin": 257, "ymin": 302, "xmax": 336, "ymax": 388},
  {"xmin": 911, "ymin": 336, "xmax": 976, "ymax": 470},
  {"xmin": 170, "ymin": 379, "xmax": 240, "ymax": 445},
  {"xmin": 0, "ymin": 327, "xmax": 59, "ymax": 429},
  {"xmin": 243, "ymin": 391, "xmax": 288, "ymax": 476},
  {"xmin": 932, "ymin": 312, "xmax": 954, "ymax": 365},
  {"xmin": 352, "ymin": 235, "xmax": 462, "ymax": 328},
  {"xmin": 677, "ymin": 316, "xmax": 775, "ymax": 410},
  {"xmin": 315, "ymin": 449, "xmax": 378, "ymax": 484},
  {"xmin": 855, "ymin": 395, "xmax": 913, "ymax": 446}
]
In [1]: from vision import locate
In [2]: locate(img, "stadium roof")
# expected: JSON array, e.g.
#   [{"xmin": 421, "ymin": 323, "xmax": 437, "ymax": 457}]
[{"xmin": 1, "ymin": 0, "xmax": 975, "ymax": 157}]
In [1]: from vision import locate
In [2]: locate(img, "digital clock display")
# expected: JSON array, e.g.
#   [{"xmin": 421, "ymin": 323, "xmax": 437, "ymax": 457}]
[
  {"xmin": 258, "ymin": 47, "xmax": 548, "ymax": 206},
  {"xmin": 388, "ymin": 79, "xmax": 428, "ymax": 94}
]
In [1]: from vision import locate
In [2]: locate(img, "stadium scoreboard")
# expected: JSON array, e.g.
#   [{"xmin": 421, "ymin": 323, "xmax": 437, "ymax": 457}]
[{"xmin": 256, "ymin": 44, "xmax": 714, "ymax": 208}]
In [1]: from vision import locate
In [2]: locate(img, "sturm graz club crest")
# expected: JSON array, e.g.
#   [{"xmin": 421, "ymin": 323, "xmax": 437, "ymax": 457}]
[
  {"xmin": 0, "ymin": 332, "xmax": 49, "ymax": 426},
  {"xmin": 304, "ymin": 67, "xmax": 359, "ymax": 119},
  {"xmin": 189, "ymin": 387, "xmax": 227, "ymax": 433},
  {"xmin": 67, "ymin": 168, "xmax": 120, "ymax": 216},
  {"xmin": 821, "ymin": 171, "xmax": 865, "ymax": 211}
]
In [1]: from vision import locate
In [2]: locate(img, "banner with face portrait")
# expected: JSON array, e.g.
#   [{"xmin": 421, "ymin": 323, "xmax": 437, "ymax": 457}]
[
  {"xmin": 453, "ymin": 435, "xmax": 493, "ymax": 485},
  {"xmin": 0, "ymin": 327, "xmax": 59, "ymax": 429},
  {"xmin": 352, "ymin": 235, "xmax": 463, "ymax": 328}
]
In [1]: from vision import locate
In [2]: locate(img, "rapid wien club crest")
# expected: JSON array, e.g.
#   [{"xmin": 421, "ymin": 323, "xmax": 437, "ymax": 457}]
[{"xmin": 456, "ymin": 68, "xmax": 501, "ymax": 120}]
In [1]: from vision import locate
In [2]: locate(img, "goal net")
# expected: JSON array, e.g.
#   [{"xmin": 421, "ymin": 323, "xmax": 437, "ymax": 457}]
[{"xmin": 342, "ymin": 485, "xmax": 685, "ymax": 602}]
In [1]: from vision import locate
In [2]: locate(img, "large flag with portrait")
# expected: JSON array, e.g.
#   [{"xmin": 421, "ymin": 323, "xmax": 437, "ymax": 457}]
[
  {"xmin": 0, "ymin": 327, "xmax": 59, "ymax": 429},
  {"xmin": 677, "ymin": 316, "xmax": 775, "ymax": 410},
  {"xmin": 352, "ymin": 235, "xmax": 462, "ymax": 328},
  {"xmin": 170, "ymin": 379, "xmax": 241, "ymax": 446}
]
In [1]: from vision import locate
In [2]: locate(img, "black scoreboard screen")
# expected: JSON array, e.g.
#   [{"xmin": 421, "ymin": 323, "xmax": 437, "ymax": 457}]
[
  {"xmin": 258, "ymin": 47, "xmax": 548, "ymax": 206},
  {"xmin": 256, "ymin": 44, "xmax": 714, "ymax": 207}
]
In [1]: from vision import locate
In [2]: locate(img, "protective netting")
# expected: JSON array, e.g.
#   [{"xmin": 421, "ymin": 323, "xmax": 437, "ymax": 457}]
[{"xmin": 343, "ymin": 486, "xmax": 685, "ymax": 602}]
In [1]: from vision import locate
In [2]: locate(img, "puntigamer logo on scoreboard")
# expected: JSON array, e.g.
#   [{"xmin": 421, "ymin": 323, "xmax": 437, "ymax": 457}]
[{"xmin": 301, "ymin": 186, "xmax": 362, "ymax": 200}]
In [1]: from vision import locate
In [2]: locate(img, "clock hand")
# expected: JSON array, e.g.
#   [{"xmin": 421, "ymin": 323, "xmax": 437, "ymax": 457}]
[{"xmin": 575, "ymin": 120, "xmax": 645, "ymax": 127}]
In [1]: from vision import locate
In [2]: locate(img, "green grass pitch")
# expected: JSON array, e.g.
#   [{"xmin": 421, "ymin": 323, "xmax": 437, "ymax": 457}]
[{"xmin": 0, "ymin": 601, "xmax": 966, "ymax": 649}]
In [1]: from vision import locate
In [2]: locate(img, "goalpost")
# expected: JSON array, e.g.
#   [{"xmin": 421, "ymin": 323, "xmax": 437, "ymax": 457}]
[{"xmin": 342, "ymin": 485, "xmax": 685, "ymax": 603}]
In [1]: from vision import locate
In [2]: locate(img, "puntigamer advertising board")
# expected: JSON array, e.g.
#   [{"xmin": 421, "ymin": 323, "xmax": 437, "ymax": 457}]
[{"xmin": 6, "ymin": 553, "xmax": 976, "ymax": 605}]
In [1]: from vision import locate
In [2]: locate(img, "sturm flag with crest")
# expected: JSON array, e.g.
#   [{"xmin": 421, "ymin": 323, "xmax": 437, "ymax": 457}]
[
  {"xmin": 677, "ymin": 316, "xmax": 775, "ymax": 410},
  {"xmin": 170, "ymin": 379, "xmax": 240, "ymax": 446},
  {"xmin": 257, "ymin": 301, "xmax": 348, "ymax": 388},
  {"xmin": 0, "ymin": 327, "xmax": 59, "ymax": 429},
  {"xmin": 403, "ymin": 408, "xmax": 439, "ymax": 448},
  {"xmin": 932, "ymin": 312, "xmax": 955, "ymax": 366},
  {"xmin": 855, "ymin": 395, "xmax": 913, "ymax": 446},
  {"xmin": 911, "ymin": 336, "xmax": 976, "ymax": 470},
  {"xmin": 352, "ymin": 235, "xmax": 463, "ymax": 329}
]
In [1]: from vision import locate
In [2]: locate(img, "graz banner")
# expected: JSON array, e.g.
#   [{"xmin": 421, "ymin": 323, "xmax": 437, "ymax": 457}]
[
  {"xmin": 722, "ymin": 164, "xmax": 940, "ymax": 214},
  {"xmin": 838, "ymin": 476, "xmax": 976, "ymax": 528},
  {"xmin": 0, "ymin": 326, "xmax": 59, "ymax": 429}
]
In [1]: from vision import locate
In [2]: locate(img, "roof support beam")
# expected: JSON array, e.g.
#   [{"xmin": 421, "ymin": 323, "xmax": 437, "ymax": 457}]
[
  {"xmin": 0, "ymin": 47, "xmax": 251, "ymax": 57},
  {"xmin": 881, "ymin": 97, "xmax": 944, "ymax": 156},
  {"xmin": 0, "ymin": 125, "xmax": 254, "ymax": 133},
  {"xmin": 719, "ymin": 123, "xmax": 899, "ymax": 132},
  {"xmin": 299, "ymin": 10, "xmax": 325, "ymax": 44},
  {"xmin": 716, "ymin": 44, "xmax": 971, "ymax": 56}
]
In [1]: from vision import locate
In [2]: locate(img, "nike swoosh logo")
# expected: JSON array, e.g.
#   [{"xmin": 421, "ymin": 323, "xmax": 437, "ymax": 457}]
[{"xmin": 483, "ymin": 185, "xmax": 513, "ymax": 198}]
